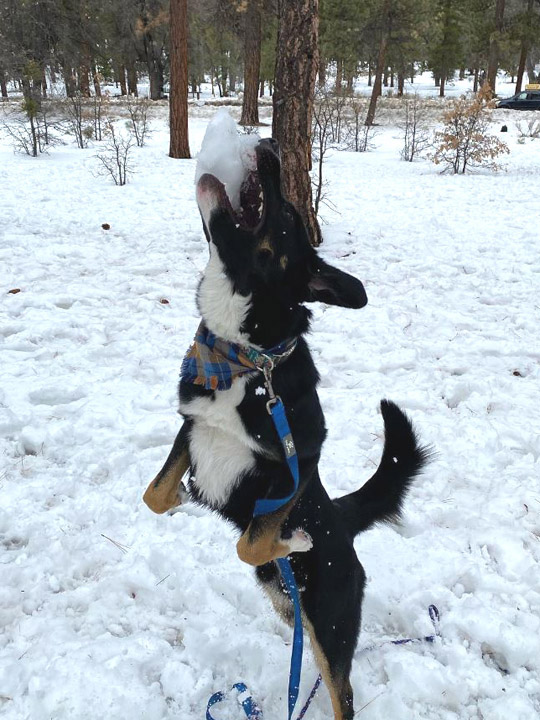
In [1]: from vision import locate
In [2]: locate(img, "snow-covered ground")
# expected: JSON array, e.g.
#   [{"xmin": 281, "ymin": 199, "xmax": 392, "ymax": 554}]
[{"xmin": 1, "ymin": 101, "xmax": 539, "ymax": 720}]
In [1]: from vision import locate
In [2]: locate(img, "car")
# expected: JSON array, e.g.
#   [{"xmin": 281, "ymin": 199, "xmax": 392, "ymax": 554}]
[{"xmin": 497, "ymin": 85, "xmax": 540, "ymax": 110}]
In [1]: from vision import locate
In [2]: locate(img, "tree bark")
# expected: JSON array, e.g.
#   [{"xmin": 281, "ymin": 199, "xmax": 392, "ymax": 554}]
[
  {"xmin": 79, "ymin": 44, "xmax": 91, "ymax": 97},
  {"xmin": 127, "ymin": 63, "xmax": 138, "ymax": 96},
  {"xmin": 397, "ymin": 71, "xmax": 405, "ymax": 96},
  {"xmin": 335, "ymin": 58, "xmax": 343, "ymax": 93},
  {"xmin": 273, "ymin": 0, "xmax": 321, "ymax": 246},
  {"xmin": 92, "ymin": 64, "xmax": 102, "ymax": 97},
  {"xmin": 365, "ymin": 0, "xmax": 391, "ymax": 127},
  {"xmin": 486, "ymin": 0, "xmax": 506, "ymax": 95},
  {"xmin": 240, "ymin": 0, "xmax": 262, "ymax": 125},
  {"xmin": 439, "ymin": 74, "xmax": 446, "ymax": 97},
  {"xmin": 169, "ymin": 0, "xmax": 190, "ymax": 158},
  {"xmin": 1, "ymin": 70, "xmax": 8, "ymax": 98},
  {"xmin": 516, "ymin": 0, "xmax": 534, "ymax": 93}
]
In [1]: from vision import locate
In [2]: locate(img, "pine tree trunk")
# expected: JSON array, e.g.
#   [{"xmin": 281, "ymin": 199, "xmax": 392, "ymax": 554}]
[
  {"xmin": 526, "ymin": 54, "xmax": 536, "ymax": 84},
  {"xmin": 169, "ymin": 0, "xmax": 190, "ymax": 158},
  {"xmin": 516, "ymin": 0, "xmax": 534, "ymax": 93},
  {"xmin": 318, "ymin": 50, "xmax": 326, "ymax": 86},
  {"xmin": 273, "ymin": 0, "xmax": 321, "ymax": 247},
  {"xmin": 259, "ymin": 79, "xmax": 265, "ymax": 97},
  {"xmin": 64, "ymin": 66, "xmax": 76, "ymax": 98},
  {"xmin": 397, "ymin": 71, "xmax": 405, "ymax": 96},
  {"xmin": 79, "ymin": 44, "xmax": 91, "ymax": 97},
  {"xmin": 473, "ymin": 66, "xmax": 479, "ymax": 92},
  {"xmin": 335, "ymin": 58, "xmax": 342, "ymax": 93},
  {"xmin": 115, "ymin": 64, "xmax": 127, "ymax": 95},
  {"xmin": 439, "ymin": 74, "xmax": 446, "ymax": 97},
  {"xmin": 487, "ymin": 0, "xmax": 506, "ymax": 95},
  {"xmin": 365, "ymin": 1, "xmax": 391, "ymax": 127},
  {"xmin": 241, "ymin": 0, "xmax": 262, "ymax": 125},
  {"xmin": 1, "ymin": 70, "xmax": 8, "ymax": 98},
  {"xmin": 92, "ymin": 64, "xmax": 102, "ymax": 97},
  {"xmin": 127, "ymin": 63, "xmax": 138, "ymax": 96}
]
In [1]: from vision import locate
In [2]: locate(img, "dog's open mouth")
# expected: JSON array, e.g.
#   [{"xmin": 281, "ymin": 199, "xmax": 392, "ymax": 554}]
[
  {"xmin": 197, "ymin": 168, "xmax": 265, "ymax": 231},
  {"xmin": 195, "ymin": 111, "xmax": 278, "ymax": 233}
]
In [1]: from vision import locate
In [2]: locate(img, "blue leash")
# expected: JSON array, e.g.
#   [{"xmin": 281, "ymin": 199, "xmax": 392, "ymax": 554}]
[
  {"xmin": 206, "ymin": 605, "xmax": 441, "ymax": 720},
  {"xmin": 207, "ymin": 361, "xmax": 305, "ymax": 720}
]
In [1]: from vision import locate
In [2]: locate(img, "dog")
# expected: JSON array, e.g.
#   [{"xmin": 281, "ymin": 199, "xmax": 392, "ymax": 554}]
[{"xmin": 145, "ymin": 139, "xmax": 429, "ymax": 720}]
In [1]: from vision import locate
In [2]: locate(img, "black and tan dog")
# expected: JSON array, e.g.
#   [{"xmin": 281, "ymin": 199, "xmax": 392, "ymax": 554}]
[{"xmin": 145, "ymin": 139, "xmax": 429, "ymax": 720}]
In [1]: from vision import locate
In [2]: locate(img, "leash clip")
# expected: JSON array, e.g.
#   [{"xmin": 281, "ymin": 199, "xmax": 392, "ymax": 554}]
[{"xmin": 261, "ymin": 360, "xmax": 282, "ymax": 415}]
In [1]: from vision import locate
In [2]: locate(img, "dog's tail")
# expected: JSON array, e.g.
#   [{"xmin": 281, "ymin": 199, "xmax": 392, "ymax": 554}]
[{"xmin": 333, "ymin": 400, "xmax": 431, "ymax": 538}]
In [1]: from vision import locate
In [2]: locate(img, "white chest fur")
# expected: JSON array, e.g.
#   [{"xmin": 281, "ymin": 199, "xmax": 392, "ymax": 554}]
[{"xmin": 180, "ymin": 376, "xmax": 261, "ymax": 508}]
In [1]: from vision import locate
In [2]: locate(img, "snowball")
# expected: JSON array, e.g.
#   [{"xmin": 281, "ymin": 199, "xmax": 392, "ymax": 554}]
[{"xmin": 195, "ymin": 109, "xmax": 260, "ymax": 210}]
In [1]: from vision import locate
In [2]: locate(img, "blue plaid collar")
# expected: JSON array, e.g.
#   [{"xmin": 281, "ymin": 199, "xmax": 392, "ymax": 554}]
[{"xmin": 181, "ymin": 322, "xmax": 297, "ymax": 391}]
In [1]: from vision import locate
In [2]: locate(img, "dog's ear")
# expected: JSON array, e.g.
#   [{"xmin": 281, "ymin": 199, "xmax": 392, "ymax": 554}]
[{"xmin": 307, "ymin": 258, "xmax": 368, "ymax": 309}]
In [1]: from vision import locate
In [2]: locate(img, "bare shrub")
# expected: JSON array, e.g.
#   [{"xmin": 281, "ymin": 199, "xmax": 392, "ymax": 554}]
[
  {"xmin": 125, "ymin": 95, "xmax": 151, "ymax": 147},
  {"xmin": 92, "ymin": 94, "xmax": 108, "ymax": 142},
  {"xmin": 311, "ymin": 90, "xmax": 343, "ymax": 216},
  {"xmin": 1, "ymin": 102, "xmax": 62, "ymax": 156},
  {"xmin": 344, "ymin": 99, "xmax": 379, "ymax": 152},
  {"xmin": 515, "ymin": 118, "xmax": 540, "ymax": 140},
  {"xmin": 95, "ymin": 122, "xmax": 135, "ymax": 185},
  {"xmin": 65, "ymin": 93, "xmax": 93, "ymax": 148},
  {"xmin": 400, "ymin": 93, "xmax": 430, "ymax": 162},
  {"xmin": 430, "ymin": 84, "xmax": 509, "ymax": 174}
]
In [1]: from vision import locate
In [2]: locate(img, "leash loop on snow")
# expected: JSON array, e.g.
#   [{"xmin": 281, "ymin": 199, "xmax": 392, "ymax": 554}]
[{"xmin": 206, "ymin": 682, "xmax": 263, "ymax": 720}]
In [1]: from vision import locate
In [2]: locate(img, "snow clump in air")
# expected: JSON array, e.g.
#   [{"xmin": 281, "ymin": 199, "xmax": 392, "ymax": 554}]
[{"xmin": 195, "ymin": 108, "xmax": 260, "ymax": 210}]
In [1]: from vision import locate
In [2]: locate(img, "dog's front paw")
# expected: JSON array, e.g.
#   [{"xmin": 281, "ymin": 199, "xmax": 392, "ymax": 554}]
[{"xmin": 286, "ymin": 529, "xmax": 313, "ymax": 554}]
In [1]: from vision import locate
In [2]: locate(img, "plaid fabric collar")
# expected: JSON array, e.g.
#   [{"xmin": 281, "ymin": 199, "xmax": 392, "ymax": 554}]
[{"xmin": 180, "ymin": 322, "xmax": 297, "ymax": 391}]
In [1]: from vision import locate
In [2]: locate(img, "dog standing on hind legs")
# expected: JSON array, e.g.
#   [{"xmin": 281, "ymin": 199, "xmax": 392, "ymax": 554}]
[{"xmin": 145, "ymin": 138, "xmax": 429, "ymax": 720}]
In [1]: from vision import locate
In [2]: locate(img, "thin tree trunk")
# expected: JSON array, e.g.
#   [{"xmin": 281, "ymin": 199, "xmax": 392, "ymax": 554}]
[
  {"xmin": 42, "ymin": 69, "xmax": 47, "ymax": 98},
  {"xmin": 397, "ymin": 71, "xmax": 405, "ymax": 96},
  {"xmin": 92, "ymin": 64, "xmax": 102, "ymax": 97},
  {"xmin": 115, "ymin": 63, "xmax": 127, "ymax": 95},
  {"xmin": 1, "ymin": 71, "xmax": 8, "ymax": 98},
  {"xmin": 273, "ymin": 0, "xmax": 321, "ymax": 246},
  {"xmin": 127, "ymin": 63, "xmax": 138, "ymax": 96},
  {"xmin": 79, "ymin": 45, "xmax": 91, "ymax": 97},
  {"xmin": 335, "ymin": 58, "xmax": 342, "ymax": 93},
  {"xmin": 439, "ymin": 74, "xmax": 446, "ymax": 97},
  {"xmin": 318, "ymin": 51, "xmax": 326, "ymax": 86},
  {"xmin": 365, "ymin": 1, "xmax": 391, "ymax": 127},
  {"xmin": 259, "ymin": 79, "xmax": 264, "ymax": 97},
  {"xmin": 526, "ymin": 53, "xmax": 537, "ymax": 83},
  {"xmin": 169, "ymin": 0, "xmax": 190, "ymax": 158},
  {"xmin": 240, "ymin": 0, "xmax": 262, "ymax": 125},
  {"xmin": 473, "ymin": 65, "xmax": 479, "ymax": 92},
  {"xmin": 516, "ymin": 0, "xmax": 534, "ymax": 93},
  {"xmin": 487, "ymin": 0, "xmax": 506, "ymax": 95}
]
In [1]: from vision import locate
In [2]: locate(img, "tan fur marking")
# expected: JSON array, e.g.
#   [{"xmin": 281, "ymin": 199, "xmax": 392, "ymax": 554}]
[
  {"xmin": 280, "ymin": 255, "xmax": 288, "ymax": 270},
  {"xmin": 305, "ymin": 619, "xmax": 350, "ymax": 720},
  {"xmin": 236, "ymin": 497, "xmax": 299, "ymax": 566},
  {"xmin": 236, "ymin": 506, "xmax": 291, "ymax": 566},
  {"xmin": 143, "ymin": 449, "xmax": 189, "ymax": 514},
  {"xmin": 258, "ymin": 237, "xmax": 274, "ymax": 257}
]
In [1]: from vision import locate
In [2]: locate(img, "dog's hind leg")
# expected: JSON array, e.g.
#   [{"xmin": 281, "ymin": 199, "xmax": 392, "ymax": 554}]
[
  {"xmin": 303, "ymin": 561, "xmax": 365, "ymax": 720},
  {"xmin": 305, "ymin": 619, "xmax": 355, "ymax": 720}
]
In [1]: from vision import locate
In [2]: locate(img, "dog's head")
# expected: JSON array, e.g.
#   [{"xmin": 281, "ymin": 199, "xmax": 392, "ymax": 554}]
[{"xmin": 196, "ymin": 138, "xmax": 367, "ymax": 348}]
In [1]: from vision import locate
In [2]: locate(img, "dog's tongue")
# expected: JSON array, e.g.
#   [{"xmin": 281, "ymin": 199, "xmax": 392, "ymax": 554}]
[{"xmin": 195, "ymin": 109, "xmax": 260, "ymax": 210}]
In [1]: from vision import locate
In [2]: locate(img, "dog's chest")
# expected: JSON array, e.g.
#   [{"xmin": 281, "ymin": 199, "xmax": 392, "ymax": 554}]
[{"xmin": 180, "ymin": 377, "xmax": 262, "ymax": 508}]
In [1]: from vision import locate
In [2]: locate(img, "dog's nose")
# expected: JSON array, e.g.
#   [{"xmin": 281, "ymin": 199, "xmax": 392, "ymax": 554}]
[{"xmin": 258, "ymin": 138, "xmax": 280, "ymax": 158}]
